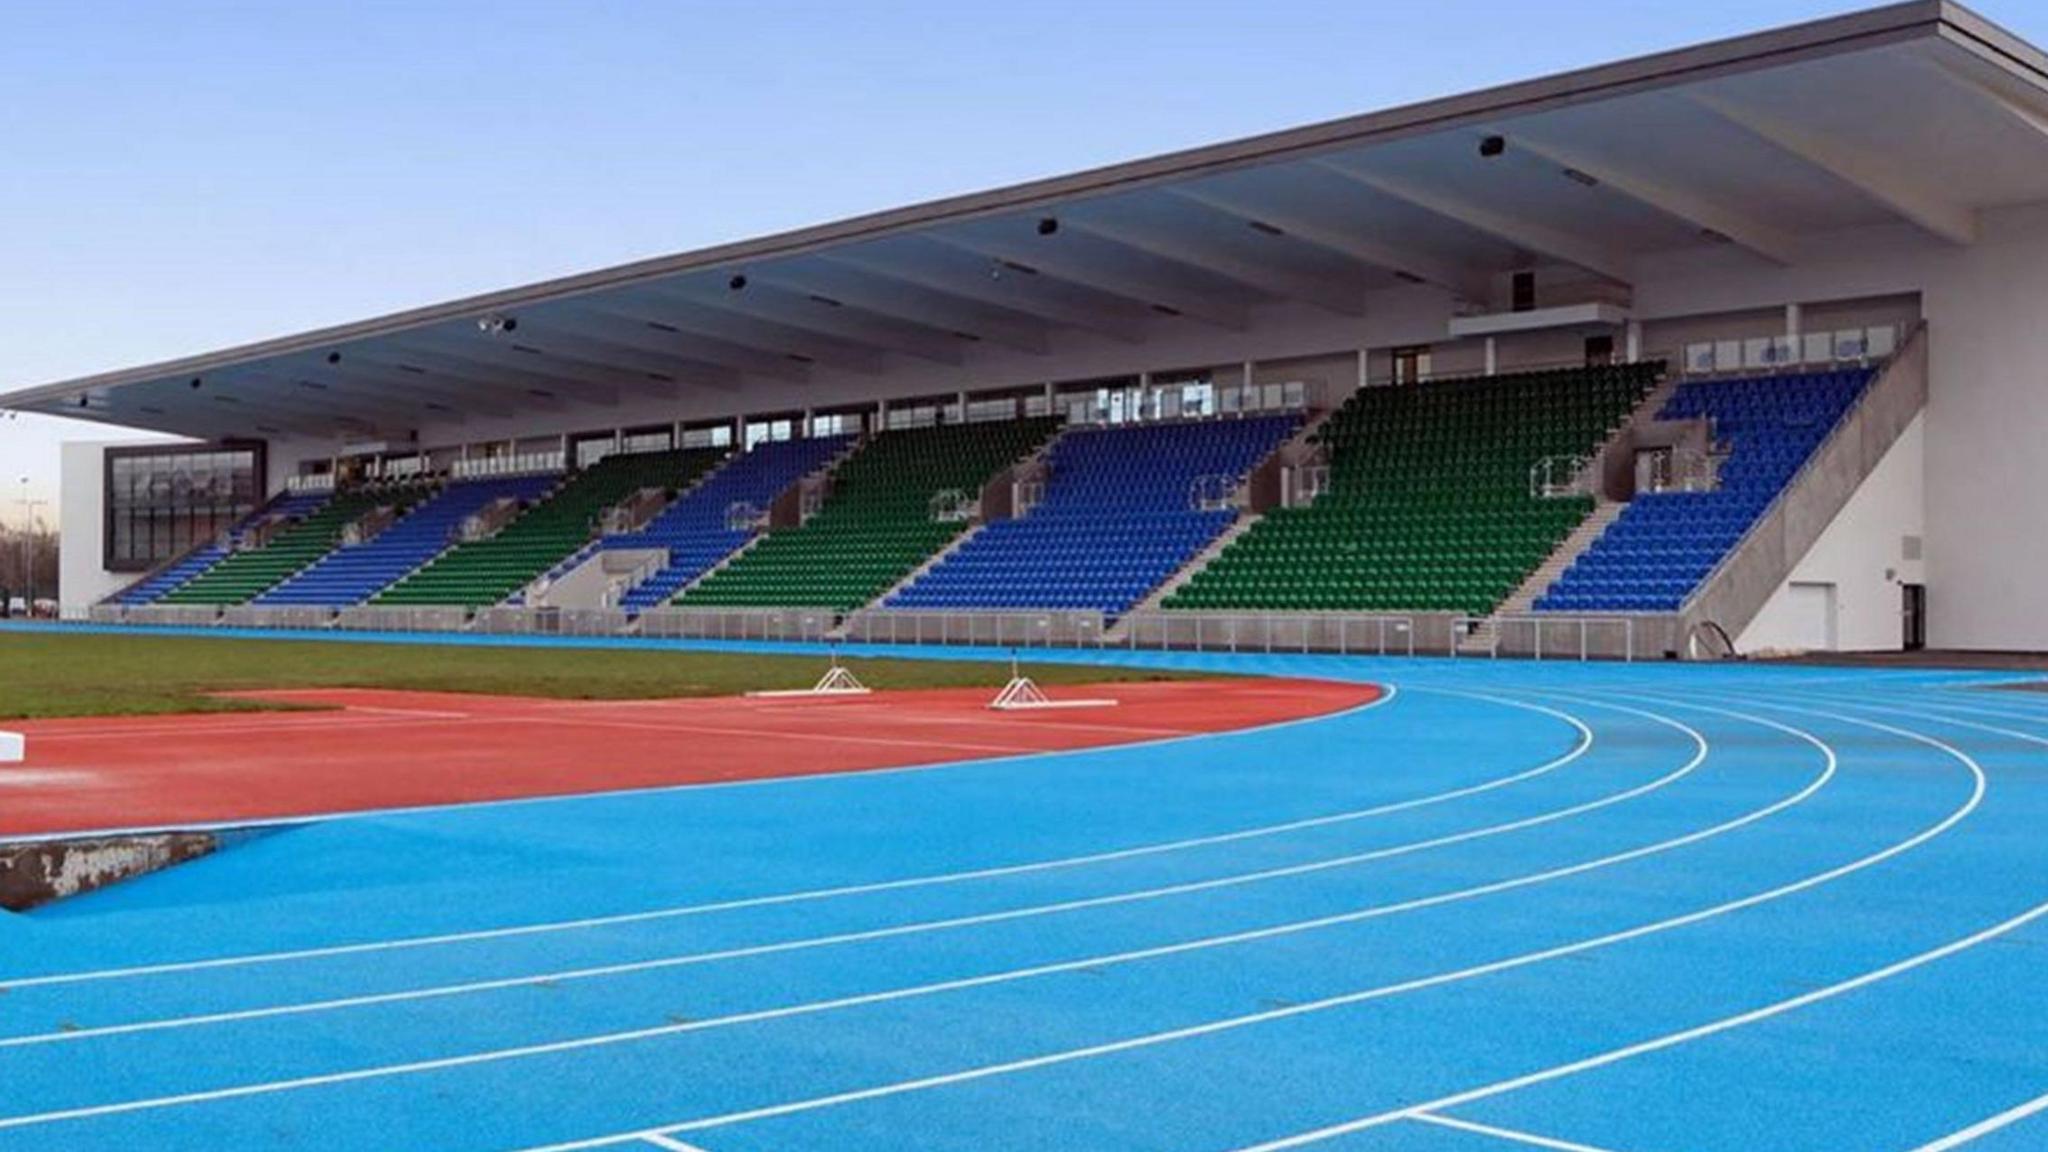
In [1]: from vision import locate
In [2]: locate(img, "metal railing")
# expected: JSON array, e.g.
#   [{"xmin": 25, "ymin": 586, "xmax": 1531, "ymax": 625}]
[
  {"xmin": 1116, "ymin": 612, "xmax": 1417, "ymax": 656},
  {"xmin": 473, "ymin": 607, "xmax": 631, "ymax": 637},
  {"xmin": 845, "ymin": 610, "xmax": 1105, "ymax": 648},
  {"xmin": 635, "ymin": 607, "xmax": 839, "ymax": 643},
  {"xmin": 928, "ymin": 488, "xmax": 974, "ymax": 523},
  {"xmin": 1529, "ymin": 455, "xmax": 1594, "ymax": 499},
  {"xmin": 1451, "ymin": 614, "xmax": 1649, "ymax": 661},
  {"xmin": 451, "ymin": 452, "xmax": 566, "ymax": 481},
  {"xmin": 75, "ymin": 601, "xmax": 1689, "ymax": 662},
  {"xmin": 333, "ymin": 605, "xmax": 471, "ymax": 632}
]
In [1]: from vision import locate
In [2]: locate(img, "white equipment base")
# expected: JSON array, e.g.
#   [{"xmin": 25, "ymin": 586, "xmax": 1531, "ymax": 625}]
[
  {"xmin": 0, "ymin": 731, "xmax": 22, "ymax": 764},
  {"xmin": 746, "ymin": 664, "xmax": 873, "ymax": 699},
  {"xmin": 988, "ymin": 677, "xmax": 1118, "ymax": 711}
]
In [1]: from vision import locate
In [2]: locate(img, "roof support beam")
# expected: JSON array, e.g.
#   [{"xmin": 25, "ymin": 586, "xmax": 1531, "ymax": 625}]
[
  {"xmin": 665, "ymin": 280, "xmax": 966, "ymax": 365},
  {"xmin": 306, "ymin": 351, "xmax": 525, "ymax": 419},
  {"xmin": 930, "ymin": 232, "xmax": 1248, "ymax": 331},
  {"xmin": 177, "ymin": 385, "xmax": 367, "ymax": 438},
  {"xmin": 543, "ymin": 303, "xmax": 811, "ymax": 382},
  {"xmin": 627, "ymin": 287, "xmax": 889, "ymax": 374},
  {"xmin": 820, "ymin": 250, "xmax": 1147, "ymax": 345},
  {"xmin": 1161, "ymin": 185, "xmax": 1492, "ymax": 303},
  {"xmin": 232, "ymin": 377, "xmax": 460, "ymax": 430},
  {"xmin": 359, "ymin": 345, "xmax": 598, "ymax": 411},
  {"xmin": 753, "ymin": 264, "xmax": 1050, "ymax": 355},
  {"xmin": 1315, "ymin": 159, "xmax": 1637, "ymax": 283},
  {"xmin": 1907, "ymin": 43, "xmax": 2048, "ymax": 150},
  {"xmin": 1688, "ymin": 89, "xmax": 1977, "ymax": 246},
  {"xmin": 1506, "ymin": 135, "xmax": 1800, "ymax": 265},
  {"xmin": 471, "ymin": 321, "xmax": 743, "ymax": 395},
  {"xmin": 1059, "ymin": 211, "xmax": 1367, "ymax": 316}
]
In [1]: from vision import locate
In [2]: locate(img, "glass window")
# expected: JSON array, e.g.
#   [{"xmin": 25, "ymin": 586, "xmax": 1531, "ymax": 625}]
[{"xmin": 105, "ymin": 442, "xmax": 263, "ymax": 572}]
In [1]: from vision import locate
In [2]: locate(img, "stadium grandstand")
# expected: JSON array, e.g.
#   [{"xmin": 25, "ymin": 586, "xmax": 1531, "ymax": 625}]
[{"xmin": 9, "ymin": 0, "xmax": 2048, "ymax": 658}]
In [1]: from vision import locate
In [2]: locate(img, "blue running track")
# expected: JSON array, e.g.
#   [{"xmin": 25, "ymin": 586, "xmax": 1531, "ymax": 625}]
[{"xmin": 1, "ymin": 629, "xmax": 2044, "ymax": 1151}]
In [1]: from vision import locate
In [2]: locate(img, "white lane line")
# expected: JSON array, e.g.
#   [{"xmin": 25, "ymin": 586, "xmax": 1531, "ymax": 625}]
[
  {"xmin": 497, "ymin": 714, "xmax": 1042, "ymax": 756},
  {"xmin": 1219, "ymin": 691, "xmax": 2006, "ymax": 1152},
  {"xmin": 20, "ymin": 714, "xmax": 473, "ymax": 742},
  {"xmin": 1906, "ymin": 1089, "xmax": 2048, "ymax": 1151},
  {"xmin": 1803, "ymin": 689, "xmax": 2048, "ymax": 728},
  {"xmin": 0, "ymin": 697, "xmax": 1830, "ymax": 1135},
  {"xmin": 0, "ymin": 697, "xmax": 1687, "ymax": 1048},
  {"xmin": 1411, "ymin": 1111, "xmax": 1627, "ymax": 1152},
  {"xmin": 326, "ymin": 704, "xmax": 476, "ymax": 720},
  {"xmin": 639, "ymin": 1136, "xmax": 713, "ymax": 1152},
  {"xmin": 1, "ymin": 686, "xmax": 1559, "ymax": 992}
]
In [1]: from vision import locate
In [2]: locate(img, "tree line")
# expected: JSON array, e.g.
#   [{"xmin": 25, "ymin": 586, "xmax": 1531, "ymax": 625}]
[{"xmin": 0, "ymin": 524, "xmax": 59, "ymax": 609}]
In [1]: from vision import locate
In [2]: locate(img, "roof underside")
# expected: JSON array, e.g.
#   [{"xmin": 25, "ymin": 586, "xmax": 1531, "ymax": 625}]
[{"xmin": 7, "ymin": 1, "xmax": 2046, "ymax": 441}]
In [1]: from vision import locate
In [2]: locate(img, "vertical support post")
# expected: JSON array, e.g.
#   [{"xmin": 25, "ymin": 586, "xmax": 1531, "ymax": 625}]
[
  {"xmin": 1626, "ymin": 321, "xmax": 1643, "ymax": 364},
  {"xmin": 1786, "ymin": 303, "xmax": 1803, "ymax": 364},
  {"xmin": 1484, "ymin": 337, "xmax": 1498, "ymax": 376}
]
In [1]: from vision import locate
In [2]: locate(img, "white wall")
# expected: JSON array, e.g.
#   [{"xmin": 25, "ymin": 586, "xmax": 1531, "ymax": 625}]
[
  {"xmin": 58, "ymin": 441, "xmax": 122, "ymax": 616},
  {"xmin": 1738, "ymin": 414, "xmax": 1925, "ymax": 654}
]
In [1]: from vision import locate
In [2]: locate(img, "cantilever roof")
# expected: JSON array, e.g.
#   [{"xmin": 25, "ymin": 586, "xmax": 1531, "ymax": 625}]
[{"xmin": 5, "ymin": 1, "xmax": 2046, "ymax": 441}]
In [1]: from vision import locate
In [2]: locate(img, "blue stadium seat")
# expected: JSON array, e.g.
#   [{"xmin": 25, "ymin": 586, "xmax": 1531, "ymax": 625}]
[
  {"xmin": 606, "ymin": 435, "xmax": 853, "ymax": 612},
  {"xmin": 886, "ymin": 415, "xmax": 1301, "ymax": 618},
  {"xmin": 253, "ymin": 474, "xmax": 558, "ymax": 607},
  {"xmin": 1536, "ymin": 368, "xmax": 1873, "ymax": 613}
]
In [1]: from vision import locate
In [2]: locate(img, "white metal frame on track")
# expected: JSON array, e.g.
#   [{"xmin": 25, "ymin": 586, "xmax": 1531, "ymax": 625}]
[
  {"xmin": 743, "ymin": 652, "xmax": 872, "ymax": 699},
  {"xmin": 987, "ymin": 652, "xmax": 1117, "ymax": 711},
  {"xmin": 0, "ymin": 731, "xmax": 22, "ymax": 764}
]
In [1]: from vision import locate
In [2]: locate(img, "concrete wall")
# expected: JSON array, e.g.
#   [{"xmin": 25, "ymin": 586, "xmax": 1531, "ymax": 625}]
[
  {"xmin": 1739, "ymin": 414, "xmax": 1925, "ymax": 654},
  {"xmin": 57, "ymin": 441, "xmax": 122, "ymax": 615}
]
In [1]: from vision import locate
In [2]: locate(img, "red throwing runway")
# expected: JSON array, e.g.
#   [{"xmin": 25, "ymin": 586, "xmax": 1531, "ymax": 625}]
[{"xmin": 0, "ymin": 677, "xmax": 1377, "ymax": 837}]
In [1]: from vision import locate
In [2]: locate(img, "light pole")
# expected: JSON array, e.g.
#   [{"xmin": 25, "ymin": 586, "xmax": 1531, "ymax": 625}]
[{"xmin": 16, "ymin": 478, "xmax": 47, "ymax": 616}]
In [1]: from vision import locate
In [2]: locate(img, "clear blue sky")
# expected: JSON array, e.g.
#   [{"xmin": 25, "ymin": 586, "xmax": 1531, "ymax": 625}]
[{"xmin": 4, "ymin": 0, "xmax": 2042, "ymax": 527}]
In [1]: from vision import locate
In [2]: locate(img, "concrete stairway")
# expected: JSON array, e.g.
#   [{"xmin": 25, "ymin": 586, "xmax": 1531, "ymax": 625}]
[
  {"xmin": 1105, "ymin": 514, "xmax": 1261, "ymax": 639},
  {"xmin": 1458, "ymin": 499, "xmax": 1626, "ymax": 654},
  {"xmin": 860, "ymin": 522, "xmax": 989, "ymax": 612}
]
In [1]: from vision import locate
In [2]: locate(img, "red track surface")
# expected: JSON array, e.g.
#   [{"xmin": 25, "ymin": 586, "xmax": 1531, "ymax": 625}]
[{"xmin": 0, "ymin": 678, "xmax": 1377, "ymax": 837}]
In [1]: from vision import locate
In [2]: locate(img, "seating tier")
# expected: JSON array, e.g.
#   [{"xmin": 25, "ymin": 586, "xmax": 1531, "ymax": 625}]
[
  {"xmin": 1166, "ymin": 364, "xmax": 1656, "ymax": 615},
  {"xmin": 678, "ymin": 418, "xmax": 1058, "ymax": 611},
  {"xmin": 1536, "ymin": 367, "xmax": 1873, "ymax": 613},
  {"xmin": 887, "ymin": 415, "xmax": 1300, "ymax": 616},
  {"xmin": 375, "ymin": 450, "xmax": 726, "ymax": 608}
]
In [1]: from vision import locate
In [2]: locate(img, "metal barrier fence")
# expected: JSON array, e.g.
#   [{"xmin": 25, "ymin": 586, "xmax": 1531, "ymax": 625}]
[
  {"xmin": 1115, "ymin": 612, "xmax": 1422, "ymax": 656},
  {"xmin": 473, "ymin": 607, "xmax": 631, "ymax": 637},
  {"xmin": 333, "ymin": 605, "xmax": 472, "ymax": 632},
  {"xmin": 120, "ymin": 605, "xmax": 227, "ymax": 628},
  {"xmin": 843, "ymin": 610, "xmax": 1105, "ymax": 648},
  {"xmin": 1451, "ymin": 614, "xmax": 1664, "ymax": 662},
  {"xmin": 221, "ymin": 606, "xmax": 337, "ymax": 631},
  {"xmin": 72, "ymin": 601, "xmax": 1681, "ymax": 662},
  {"xmin": 634, "ymin": 607, "xmax": 839, "ymax": 643}
]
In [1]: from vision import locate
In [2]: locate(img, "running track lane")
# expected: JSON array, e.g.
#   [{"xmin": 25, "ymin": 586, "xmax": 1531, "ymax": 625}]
[
  {"xmin": 0, "ymin": 655, "xmax": 2043, "ymax": 1151},
  {"xmin": 0, "ymin": 677, "xmax": 1377, "ymax": 836}
]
